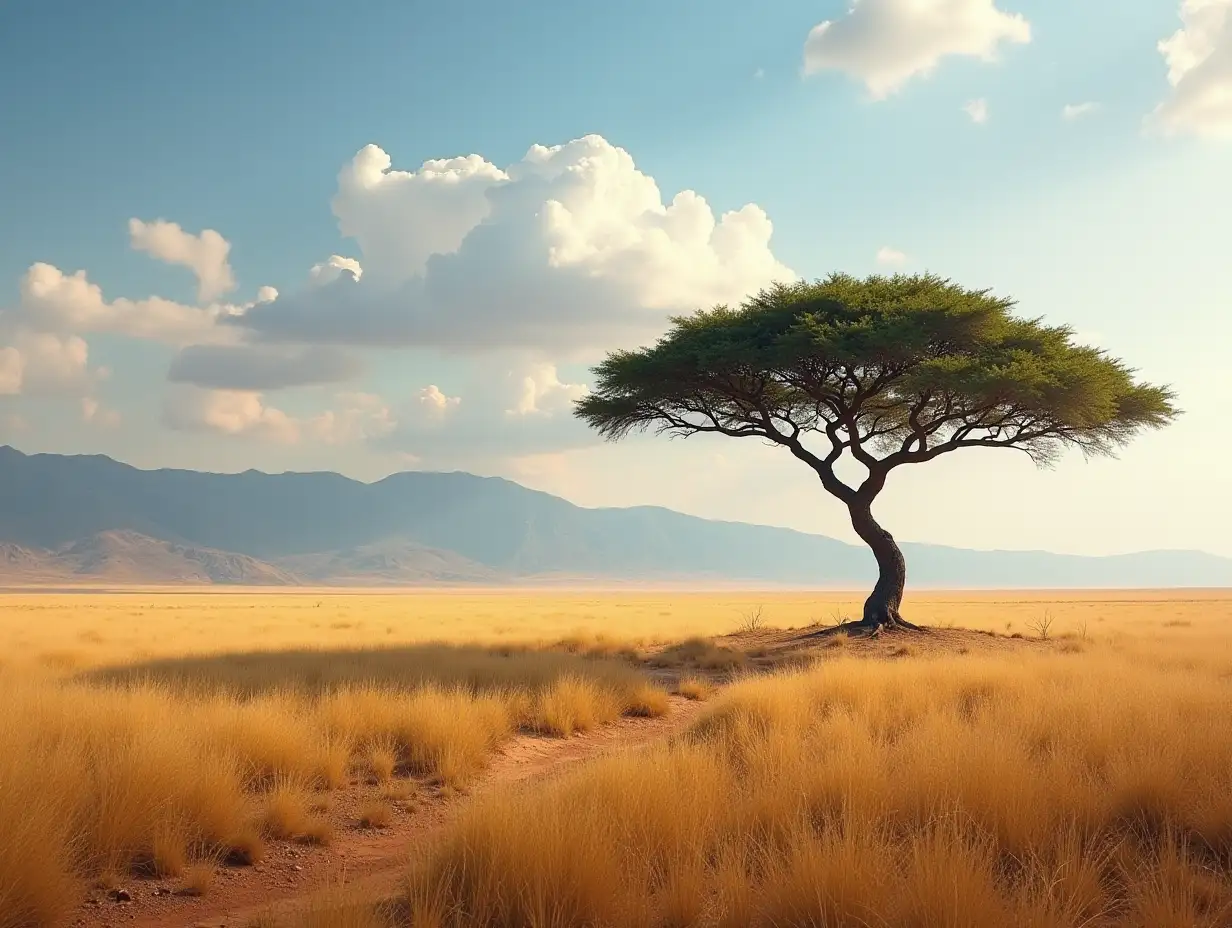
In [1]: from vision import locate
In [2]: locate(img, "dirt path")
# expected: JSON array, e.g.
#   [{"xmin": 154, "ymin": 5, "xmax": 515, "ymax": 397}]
[{"xmin": 75, "ymin": 697, "xmax": 705, "ymax": 928}]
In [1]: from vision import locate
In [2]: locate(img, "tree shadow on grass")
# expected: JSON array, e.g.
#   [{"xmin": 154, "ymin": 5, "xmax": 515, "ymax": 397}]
[{"xmin": 83, "ymin": 641, "xmax": 648, "ymax": 699}]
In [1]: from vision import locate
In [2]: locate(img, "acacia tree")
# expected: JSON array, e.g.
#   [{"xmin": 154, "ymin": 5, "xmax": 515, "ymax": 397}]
[{"xmin": 575, "ymin": 274, "xmax": 1177, "ymax": 631}]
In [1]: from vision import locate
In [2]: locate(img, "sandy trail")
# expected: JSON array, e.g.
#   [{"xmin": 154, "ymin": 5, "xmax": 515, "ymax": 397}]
[{"xmin": 75, "ymin": 696, "xmax": 705, "ymax": 928}]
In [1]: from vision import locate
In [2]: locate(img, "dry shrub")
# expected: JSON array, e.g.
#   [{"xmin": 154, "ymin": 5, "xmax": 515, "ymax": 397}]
[
  {"xmin": 657, "ymin": 638, "xmax": 747, "ymax": 673},
  {"xmin": 699, "ymin": 648, "xmax": 746, "ymax": 671},
  {"xmin": 144, "ymin": 820, "xmax": 188, "ymax": 877},
  {"xmin": 406, "ymin": 653, "xmax": 1232, "ymax": 927},
  {"xmin": 533, "ymin": 675, "xmax": 622, "ymax": 736},
  {"xmin": 367, "ymin": 740, "xmax": 398, "ymax": 784},
  {"xmin": 197, "ymin": 693, "xmax": 329, "ymax": 788},
  {"xmin": 296, "ymin": 817, "xmax": 334, "ymax": 846},
  {"xmin": 677, "ymin": 677, "xmax": 716, "ymax": 701},
  {"xmin": 289, "ymin": 885, "xmax": 397, "ymax": 928},
  {"xmin": 624, "ymin": 681, "xmax": 671, "ymax": 717},
  {"xmin": 358, "ymin": 802, "xmax": 392, "ymax": 829},
  {"xmin": 179, "ymin": 862, "xmax": 215, "ymax": 897},
  {"xmin": 552, "ymin": 634, "xmax": 642, "ymax": 662},
  {"xmin": 263, "ymin": 778, "xmax": 311, "ymax": 839},
  {"xmin": 319, "ymin": 684, "xmax": 514, "ymax": 785},
  {"xmin": 319, "ymin": 735, "xmax": 353, "ymax": 789},
  {"xmin": 226, "ymin": 827, "xmax": 265, "ymax": 865}
]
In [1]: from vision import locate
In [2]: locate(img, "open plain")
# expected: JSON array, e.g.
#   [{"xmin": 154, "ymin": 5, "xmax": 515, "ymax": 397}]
[{"xmin": 3, "ymin": 589, "xmax": 1232, "ymax": 927}]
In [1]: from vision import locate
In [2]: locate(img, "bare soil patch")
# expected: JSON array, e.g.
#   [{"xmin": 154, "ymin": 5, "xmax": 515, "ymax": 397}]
[{"xmin": 643, "ymin": 622, "xmax": 1057, "ymax": 689}]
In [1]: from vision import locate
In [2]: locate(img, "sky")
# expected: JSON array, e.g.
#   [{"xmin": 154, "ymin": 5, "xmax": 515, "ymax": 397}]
[{"xmin": 1, "ymin": 0, "xmax": 1229, "ymax": 557}]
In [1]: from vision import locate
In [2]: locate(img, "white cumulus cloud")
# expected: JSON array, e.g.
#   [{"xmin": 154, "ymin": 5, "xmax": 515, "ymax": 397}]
[
  {"xmin": 332, "ymin": 145, "xmax": 507, "ymax": 287},
  {"xmin": 1151, "ymin": 0, "xmax": 1232, "ymax": 137},
  {"xmin": 964, "ymin": 98, "xmax": 989, "ymax": 123},
  {"xmin": 129, "ymin": 218, "xmax": 237, "ymax": 303},
  {"xmin": 232, "ymin": 135, "xmax": 796, "ymax": 354},
  {"xmin": 414, "ymin": 384, "xmax": 462, "ymax": 421},
  {"xmin": 306, "ymin": 392, "xmax": 397, "ymax": 445},
  {"xmin": 308, "ymin": 255, "xmax": 363, "ymax": 287},
  {"xmin": 875, "ymin": 246, "xmax": 909, "ymax": 266},
  {"xmin": 507, "ymin": 363, "xmax": 586, "ymax": 417},
  {"xmin": 9, "ymin": 262, "xmax": 239, "ymax": 345},
  {"xmin": 163, "ymin": 387, "xmax": 302, "ymax": 443},
  {"xmin": 163, "ymin": 386, "xmax": 397, "ymax": 446},
  {"xmin": 1062, "ymin": 101, "xmax": 1099, "ymax": 121},
  {"xmin": 803, "ymin": 0, "xmax": 1031, "ymax": 99},
  {"xmin": 0, "ymin": 331, "xmax": 102, "ymax": 397}
]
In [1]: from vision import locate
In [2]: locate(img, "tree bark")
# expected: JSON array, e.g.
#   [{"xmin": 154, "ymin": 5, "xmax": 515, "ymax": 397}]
[{"xmin": 847, "ymin": 499, "xmax": 921, "ymax": 631}]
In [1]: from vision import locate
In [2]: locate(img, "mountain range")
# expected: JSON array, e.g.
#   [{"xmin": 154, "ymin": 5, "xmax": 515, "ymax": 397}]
[{"xmin": 0, "ymin": 445, "xmax": 1228, "ymax": 588}]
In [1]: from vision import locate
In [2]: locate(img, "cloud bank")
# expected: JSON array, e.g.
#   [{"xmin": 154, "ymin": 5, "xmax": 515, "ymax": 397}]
[
  {"xmin": 803, "ymin": 0, "xmax": 1031, "ymax": 99},
  {"xmin": 232, "ymin": 135, "xmax": 795, "ymax": 354},
  {"xmin": 1152, "ymin": 0, "xmax": 1232, "ymax": 138},
  {"xmin": 2, "ymin": 133, "xmax": 794, "ymax": 465}
]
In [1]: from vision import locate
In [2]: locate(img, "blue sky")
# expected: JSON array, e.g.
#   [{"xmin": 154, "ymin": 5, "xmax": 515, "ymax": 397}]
[{"xmin": 1, "ymin": 0, "xmax": 1230, "ymax": 556}]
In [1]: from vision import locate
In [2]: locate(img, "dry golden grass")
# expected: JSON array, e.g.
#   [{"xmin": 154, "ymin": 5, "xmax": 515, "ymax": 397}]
[
  {"xmin": 357, "ymin": 801, "xmax": 392, "ymax": 829},
  {"xmin": 4, "ymin": 588, "xmax": 1232, "ymax": 928},
  {"xmin": 400, "ymin": 645, "xmax": 1232, "ymax": 927},
  {"xmin": 297, "ymin": 816, "xmax": 335, "ymax": 847},
  {"xmin": 626, "ymin": 681, "xmax": 672, "ymax": 716},
  {"xmin": 264, "ymin": 778, "xmax": 314, "ymax": 839},
  {"xmin": 676, "ymin": 676, "xmax": 716, "ymax": 701},
  {"xmin": 533, "ymin": 674, "xmax": 623, "ymax": 736},
  {"xmin": 5, "ymin": 588, "xmax": 1229, "ymax": 673},
  {"xmin": 653, "ymin": 636, "xmax": 748, "ymax": 673},
  {"xmin": 282, "ymin": 886, "xmax": 399, "ymax": 928},
  {"xmin": 0, "ymin": 626, "xmax": 667, "ymax": 928},
  {"xmin": 381, "ymin": 779, "xmax": 417, "ymax": 802},
  {"xmin": 179, "ymin": 862, "xmax": 215, "ymax": 897}
]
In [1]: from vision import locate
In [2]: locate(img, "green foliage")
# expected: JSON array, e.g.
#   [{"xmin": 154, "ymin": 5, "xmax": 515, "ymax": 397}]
[{"xmin": 575, "ymin": 274, "xmax": 1177, "ymax": 498}]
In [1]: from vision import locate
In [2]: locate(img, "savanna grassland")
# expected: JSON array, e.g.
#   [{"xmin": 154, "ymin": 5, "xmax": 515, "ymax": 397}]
[{"xmin": 2, "ymin": 589, "xmax": 1232, "ymax": 928}]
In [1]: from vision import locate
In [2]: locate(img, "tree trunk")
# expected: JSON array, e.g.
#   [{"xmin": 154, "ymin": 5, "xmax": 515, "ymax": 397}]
[{"xmin": 847, "ymin": 500, "xmax": 921, "ymax": 631}]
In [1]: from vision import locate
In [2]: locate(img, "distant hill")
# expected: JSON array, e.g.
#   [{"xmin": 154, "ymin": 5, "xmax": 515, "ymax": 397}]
[
  {"xmin": 0, "ymin": 530, "xmax": 298, "ymax": 586},
  {"xmin": 0, "ymin": 445, "xmax": 1229, "ymax": 588},
  {"xmin": 275, "ymin": 539, "xmax": 501, "ymax": 586}
]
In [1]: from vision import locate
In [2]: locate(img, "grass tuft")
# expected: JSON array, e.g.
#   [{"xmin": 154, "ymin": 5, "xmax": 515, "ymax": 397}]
[
  {"xmin": 179, "ymin": 862, "xmax": 215, "ymax": 897},
  {"xmin": 357, "ymin": 802, "xmax": 392, "ymax": 829},
  {"xmin": 624, "ymin": 681, "xmax": 671, "ymax": 717},
  {"xmin": 533, "ymin": 675, "xmax": 622, "ymax": 736},
  {"xmin": 263, "ymin": 778, "xmax": 311, "ymax": 839},
  {"xmin": 296, "ymin": 816, "xmax": 335, "ymax": 846},
  {"xmin": 676, "ymin": 677, "xmax": 716, "ymax": 701}
]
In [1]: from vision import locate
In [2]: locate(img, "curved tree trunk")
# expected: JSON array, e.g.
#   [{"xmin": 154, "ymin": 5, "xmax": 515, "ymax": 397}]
[{"xmin": 847, "ymin": 500, "xmax": 922, "ymax": 631}]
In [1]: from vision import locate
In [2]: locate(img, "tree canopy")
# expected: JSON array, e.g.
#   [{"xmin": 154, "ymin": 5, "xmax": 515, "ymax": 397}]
[
  {"xmin": 575, "ymin": 274, "xmax": 1178, "ymax": 629},
  {"xmin": 577, "ymin": 274, "xmax": 1176, "ymax": 502}
]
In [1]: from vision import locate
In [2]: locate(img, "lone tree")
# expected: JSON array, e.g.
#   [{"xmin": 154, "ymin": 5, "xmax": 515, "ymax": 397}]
[{"xmin": 575, "ymin": 274, "xmax": 1177, "ymax": 632}]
